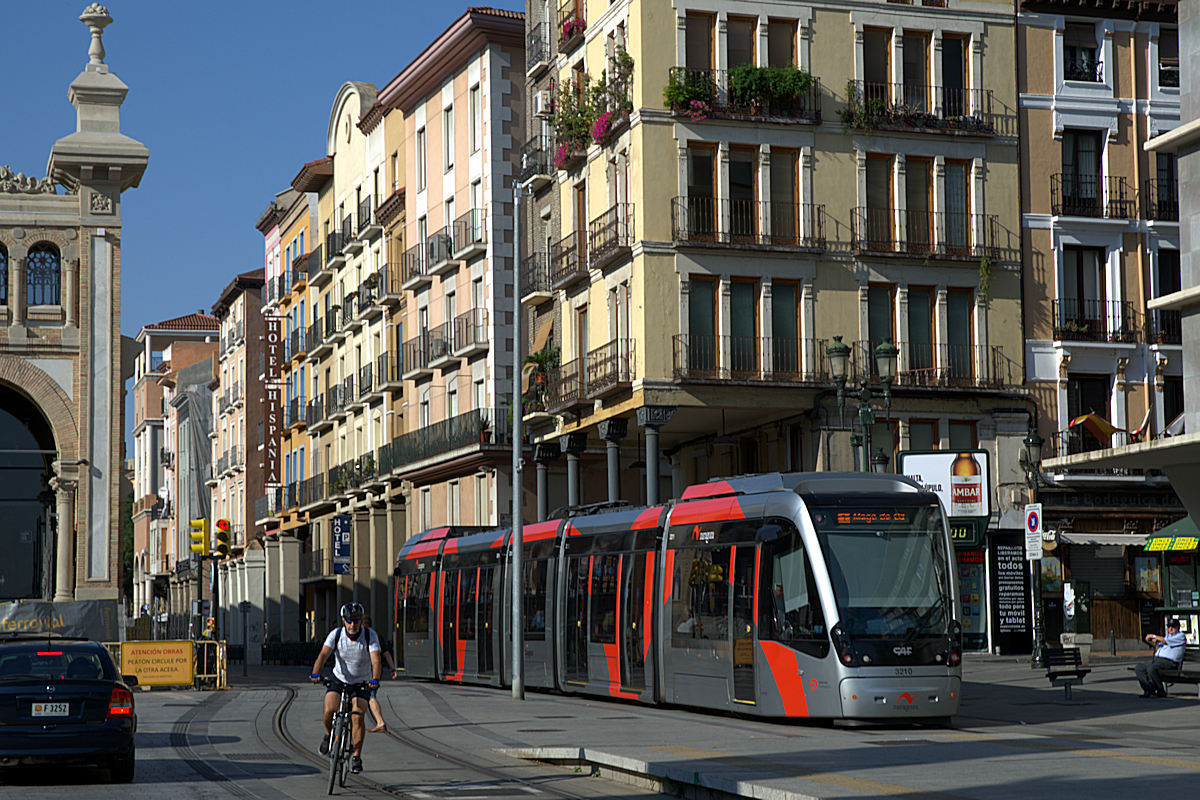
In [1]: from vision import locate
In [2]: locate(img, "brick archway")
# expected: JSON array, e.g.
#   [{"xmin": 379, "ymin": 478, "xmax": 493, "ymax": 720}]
[{"xmin": 0, "ymin": 355, "xmax": 79, "ymax": 461}]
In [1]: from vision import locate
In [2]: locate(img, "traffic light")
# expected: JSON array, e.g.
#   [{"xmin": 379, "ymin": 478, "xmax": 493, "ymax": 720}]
[
  {"xmin": 188, "ymin": 518, "xmax": 209, "ymax": 556},
  {"xmin": 215, "ymin": 518, "xmax": 232, "ymax": 558}
]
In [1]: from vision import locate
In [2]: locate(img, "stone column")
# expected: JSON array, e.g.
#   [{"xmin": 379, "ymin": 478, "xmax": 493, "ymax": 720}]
[
  {"xmin": 637, "ymin": 407, "xmax": 677, "ymax": 507},
  {"xmin": 244, "ymin": 548, "xmax": 266, "ymax": 665},
  {"xmin": 563, "ymin": 432, "xmax": 587, "ymax": 507},
  {"xmin": 50, "ymin": 472, "xmax": 78, "ymax": 602},
  {"xmin": 279, "ymin": 535, "xmax": 301, "ymax": 642},
  {"xmin": 532, "ymin": 442, "xmax": 561, "ymax": 521},
  {"xmin": 597, "ymin": 418, "xmax": 628, "ymax": 503},
  {"xmin": 13, "ymin": 254, "xmax": 27, "ymax": 327},
  {"xmin": 63, "ymin": 258, "xmax": 78, "ymax": 328},
  {"xmin": 264, "ymin": 537, "xmax": 281, "ymax": 642}
]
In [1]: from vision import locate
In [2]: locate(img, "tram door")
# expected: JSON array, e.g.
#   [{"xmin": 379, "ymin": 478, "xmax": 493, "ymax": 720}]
[
  {"xmin": 441, "ymin": 571, "xmax": 458, "ymax": 675},
  {"xmin": 731, "ymin": 545, "xmax": 757, "ymax": 703},
  {"xmin": 477, "ymin": 566, "xmax": 495, "ymax": 678},
  {"xmin": 563, "ymin": 556, "xmax": 589, "ymax": 683},
  {"xmin": 668, "ymin": 545, "xmax": 733, "ymax": 706},
  {"xmin": 590, "ymin": 555, "xmax": 619, "ymax": 686},
  {"xmin": 620, "ymin": 552, "xmax": 650, "ymax": 690},
  {"xmin": 458, "ymin": 569, "xmax": 477, "ymax": 676}
]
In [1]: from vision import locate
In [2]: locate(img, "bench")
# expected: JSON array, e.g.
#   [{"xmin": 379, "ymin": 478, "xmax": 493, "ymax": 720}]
[
  {"xmin": 1159, "ymin": 646, "xmax": 1200, "ymax": 697},
  {"xmin": 1043, "ymin": 646, "xmax": 1090, "ymax": 699}
]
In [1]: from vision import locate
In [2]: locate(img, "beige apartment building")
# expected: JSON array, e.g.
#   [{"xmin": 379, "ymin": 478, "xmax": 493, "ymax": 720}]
[
  {"xmin": 521, "ymin": 0, "xmax": 1029, "ymax": 650},
  {"xmin": 1019, "ymin": 0, "xmax": 1184, "ymax": 646},
  {"xmin": 130, "ymin": 315, "xmax": 218, "ymax": 629}
]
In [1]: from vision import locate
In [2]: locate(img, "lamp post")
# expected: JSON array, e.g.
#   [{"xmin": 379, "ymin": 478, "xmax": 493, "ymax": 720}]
[
  {"xmin": 1022, "ymin": 427, "xmax": 1045, "ymax": 668},
  {"xmin": 871, "ymin": 449, "xmax": 890, "ymax": 474},
  {"xmin": 826, "ymin": 336, "xmax": 899, "ymax": 470}
]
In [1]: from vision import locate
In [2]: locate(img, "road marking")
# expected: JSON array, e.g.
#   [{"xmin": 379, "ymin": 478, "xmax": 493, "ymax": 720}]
[{"xmin": 936, "ymin": 731, "xmax": 1200, "ymax": 771}]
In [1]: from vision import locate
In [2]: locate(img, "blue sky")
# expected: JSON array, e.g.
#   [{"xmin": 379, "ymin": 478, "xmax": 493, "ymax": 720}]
[{"xmin": 2, "ymin": 1, "xmax": 524, "ymax": 336}]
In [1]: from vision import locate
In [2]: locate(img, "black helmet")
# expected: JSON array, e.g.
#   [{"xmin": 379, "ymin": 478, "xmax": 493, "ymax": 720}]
[{"xmin": 340, "ymin": 602, "xmax": 365, "ymax": 620}]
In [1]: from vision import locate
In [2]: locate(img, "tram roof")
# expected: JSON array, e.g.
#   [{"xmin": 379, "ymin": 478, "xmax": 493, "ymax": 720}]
[{"xmin": 680, "ymin": 472, "xmax": 927, "ymax": 500}]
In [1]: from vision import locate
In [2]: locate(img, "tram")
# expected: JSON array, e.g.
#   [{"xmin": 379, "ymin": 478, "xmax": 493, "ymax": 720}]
[{"xmin": 393, "ymin": 472, "xmax": 962, "ymax": 720}]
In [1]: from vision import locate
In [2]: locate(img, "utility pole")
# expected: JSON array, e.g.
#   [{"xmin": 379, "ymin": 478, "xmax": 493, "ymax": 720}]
[{"xmin": 510, "ymin": 185, "xmax": 525, "ymax": 700}]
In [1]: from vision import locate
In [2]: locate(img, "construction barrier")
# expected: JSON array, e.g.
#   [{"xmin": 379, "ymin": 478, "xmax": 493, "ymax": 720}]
[{"xmin": 104, "ymin": 639, "xmax": 227, "ymax": 690}]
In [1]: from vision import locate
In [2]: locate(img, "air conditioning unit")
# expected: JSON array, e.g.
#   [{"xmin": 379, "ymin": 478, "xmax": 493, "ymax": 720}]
[{"xmin": 534, "ymin": 89, "xmax": 554, "ymax": 118}]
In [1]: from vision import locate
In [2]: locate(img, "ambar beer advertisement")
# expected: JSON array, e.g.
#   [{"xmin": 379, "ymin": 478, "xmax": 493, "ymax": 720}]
[{"xmin": 897, "ymin": 449, "xmax": 991, "ymax": 520}]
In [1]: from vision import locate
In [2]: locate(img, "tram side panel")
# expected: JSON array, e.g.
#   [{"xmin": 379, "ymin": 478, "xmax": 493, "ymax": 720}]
[{"xmin": 507, "ymin": 526, "xmax": 561, "ymax": 690}]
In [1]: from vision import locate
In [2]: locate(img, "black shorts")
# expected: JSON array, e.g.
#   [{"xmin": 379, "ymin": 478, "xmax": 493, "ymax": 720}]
[{"xmin": 325, "ymin": 677, "xmax": 372, "ymax": 703}]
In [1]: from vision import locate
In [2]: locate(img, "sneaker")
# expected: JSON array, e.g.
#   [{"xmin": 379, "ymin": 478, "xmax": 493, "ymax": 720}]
[
  {"xmin": 319, "ymin": 734, "xmax": 330, "ymax": 755},
  {"xmin": 351, "ymin": 756, "xmax": 363, "ymax": 774}
]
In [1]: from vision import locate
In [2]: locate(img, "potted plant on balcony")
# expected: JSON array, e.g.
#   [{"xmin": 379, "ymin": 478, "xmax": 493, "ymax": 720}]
[
  {"xmin": 664, "ymin": 69, "xmax": 713, "ymax": 114},
  {"xmin": 478, "ymin": 412, "xmax": 492, "ymax": 444},
  {"xmin": 560, "ymin": 17, "xmax": 585, "ymax": 46},
  {"xmin": 553, "ymin": 78, "xmax": 594, "ymax": 170}
]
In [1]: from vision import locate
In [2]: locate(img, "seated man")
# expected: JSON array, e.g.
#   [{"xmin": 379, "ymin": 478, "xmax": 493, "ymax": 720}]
[{"xmin": 1135, "ymin": 619, "xmax": 1186, "ymax": 698}]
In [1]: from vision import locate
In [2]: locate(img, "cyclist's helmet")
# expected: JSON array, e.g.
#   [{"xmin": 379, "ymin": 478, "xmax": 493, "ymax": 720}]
[{"xmin": 340, "ymin": 602, "xmax": 365, "ymax": 620}]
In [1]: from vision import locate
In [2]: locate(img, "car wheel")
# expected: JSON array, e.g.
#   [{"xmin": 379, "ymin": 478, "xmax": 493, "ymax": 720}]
[{"xmin": 109, "ymin": 752, "xmax": 135, "ymax": 783}]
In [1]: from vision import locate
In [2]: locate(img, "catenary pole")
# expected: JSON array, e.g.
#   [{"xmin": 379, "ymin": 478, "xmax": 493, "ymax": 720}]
[{"xmin": 511, "ymin": 185, "xmax": 525, "ymax": 700}]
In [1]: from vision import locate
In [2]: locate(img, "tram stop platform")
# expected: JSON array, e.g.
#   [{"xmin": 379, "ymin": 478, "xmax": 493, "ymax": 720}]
[{"xmin": 237, "ymin": 653, "xmax": 1200, "ymax": 799}]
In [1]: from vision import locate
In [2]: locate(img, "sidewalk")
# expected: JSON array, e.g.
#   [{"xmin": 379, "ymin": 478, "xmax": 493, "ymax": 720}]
[{"xmin": 242, "ymin": 653, "xmax": 1200, "ymax": 799}]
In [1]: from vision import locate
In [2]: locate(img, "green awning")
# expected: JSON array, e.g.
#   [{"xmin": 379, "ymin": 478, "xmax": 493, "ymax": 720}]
[{"xmin": 1145, "ymin": 515, "xmax": 1199, "ymax": 552}]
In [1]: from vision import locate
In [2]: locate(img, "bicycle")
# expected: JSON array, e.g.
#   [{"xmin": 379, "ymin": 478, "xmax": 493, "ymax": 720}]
[{"xmin": 320, "ymin": 677, "xmax": 367, "ymax": 794}]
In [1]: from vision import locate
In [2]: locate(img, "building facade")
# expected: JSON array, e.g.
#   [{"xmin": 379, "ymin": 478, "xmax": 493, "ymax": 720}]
[
  {"xmin": 1020, "ymin": 0, "xmax": 1184, "ymax": 645},
  {"xmin": 0, "ymin": 6, "xmax": 146, "ymax": 603}
]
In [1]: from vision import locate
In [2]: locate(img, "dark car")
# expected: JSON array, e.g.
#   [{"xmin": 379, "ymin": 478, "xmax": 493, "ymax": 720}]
[{"xmin": 0, "ymin": 637, "xmax": 137, "ymax": 782}]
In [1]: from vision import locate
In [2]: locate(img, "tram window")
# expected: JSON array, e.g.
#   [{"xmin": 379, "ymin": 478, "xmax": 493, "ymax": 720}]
[
  {"xmin": 671, "ymin": 546, "xmax": 732, "ymax": 647},
  {"xmin": 405, "ymin": 573, "xmax": 431, "ymax": 634},
  {"xmin": 592, "ymin": 554, "xmax": 619, "ymax": 644},
  {"xmin": 459, "ymin": 568, "xmax": 478, "ymax": 639},
  {"xmin": 523, "ymin": 558, "xmax": 548, "ymax": 640},
  {"xmin": 759, "ymin": 522, "xmax": 829, "ymax": 658}
]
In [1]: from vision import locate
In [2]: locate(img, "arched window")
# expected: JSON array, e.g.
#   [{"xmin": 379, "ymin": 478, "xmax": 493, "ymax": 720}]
[
  {"xmin": 0, "ymin": 244, "xmax": 8, "ymax": 305},
  {"xmin": 26, "ymin": 243, "xmax": 60, "ymax": 306}
]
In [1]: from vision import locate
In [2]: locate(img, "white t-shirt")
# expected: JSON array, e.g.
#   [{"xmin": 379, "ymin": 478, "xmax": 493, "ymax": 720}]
[{"xmin": 323, "ymin": 626, "xmax": 381, "ymax": 684}]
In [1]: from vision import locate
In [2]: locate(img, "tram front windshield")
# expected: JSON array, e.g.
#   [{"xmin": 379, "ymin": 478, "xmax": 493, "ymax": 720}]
[{"xmin": 809, "ymin": 500, "xmax": 951, "ymax": 639}]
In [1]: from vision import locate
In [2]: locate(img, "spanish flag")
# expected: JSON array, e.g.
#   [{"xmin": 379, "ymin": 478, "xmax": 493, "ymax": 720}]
[{"xmin": 1069, "ymin": 411, "xmax": 1125, "ymax": 445}]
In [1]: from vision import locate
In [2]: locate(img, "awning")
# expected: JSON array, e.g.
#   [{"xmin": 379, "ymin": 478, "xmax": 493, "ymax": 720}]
[
  {"xmin": 1058, "ymin": 532, "xmax": 1149, "ymax": 546},
  {"xmin": 1145, "ymin": 515, "xmax": 1199, "ymax": 552}
]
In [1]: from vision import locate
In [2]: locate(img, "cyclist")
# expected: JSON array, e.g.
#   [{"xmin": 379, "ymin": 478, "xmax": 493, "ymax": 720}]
[{"xmin": 310, "ymin": 601, "xmax": 382, "ymax": 774}]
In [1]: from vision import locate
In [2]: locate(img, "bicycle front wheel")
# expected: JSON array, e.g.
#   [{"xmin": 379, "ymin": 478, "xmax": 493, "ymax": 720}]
[
  {"xmin": 327, "ymin": 716, "xmax": 345, "ymax": 795},
  {"xmin": 338, "ymin": 724, "xmax": 352, "ymax": 787}
]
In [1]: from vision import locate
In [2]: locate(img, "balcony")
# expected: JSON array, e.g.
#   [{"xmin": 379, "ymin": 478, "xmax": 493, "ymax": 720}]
[
  {"xmin": 290, "ymin": 252, "xmax": 309, "ymax": 291},
  {"xmin": 1046, "ymin": 427, "xmax": 1142, "ymax": 478},
  {"xmin": 342, "ymin": 214, "xmax": 360, "ymax": 255},
  {"xmin": 340, "ymin": 374, "xmax": 359, "ymax": 412},
  {"xmin": 850, "ymin": 208, "xmax": 997, "ymax": 259},
  {"xmin": 289, "ymin": 326, "xmax": 307, "ymax": 361},
  {"xmin": 520, "ymin": 253, "xmax": 552, "ymax": 305},
  {"xmin": 1143, "ymin": 179, "xmax": 1179, "ymax": 222},
  {"xmin": 1052, "ymin": 298, "xmax": 1143, "ymax": 344},
  {"xmin": 519, "ymin": 136, "xmax": 554, "ymax": 192},
  {"xmin": 452, "ymin": 308, "xmax": 489, "ymax": 358},
  {"xmin": 232, "ymin": 381, "xmax": 243, "ymax": 408},
  {"xmin": 1149, "ymin": 309, "xmax": 1182, "ymax": 345},
  {"xmin": 325, "ymin": 384, "xmax": 348, "ymax": 422},
  {"xmin": 896, "ymin": 342, "xmax": 1019, "ymax": 389},
  {"xmin": 546, "ymin": 358, "xmax": 587, "ymax": 414},
  {"xmin": 675, "ymin": 335, "xmax": 830, "ymax": 383},
  {"xmin": 299, "ymin": 473, "xmax": 328, "ymax": 512},
  {"xmin": 400, "ymin": 241, "xmax": 430, "ymax": 290},
  {"xmin": 286, "ymin": 395, "xmax": 307, "ymax": 430},
  {"xmin": 427, "ymin": 229, "xmax": 458, "ymax": 277},
  {"xmin": 359, "ymin": 195, "xmax": 382, "ymax": 240},
  {"xmin": 377, "ymin": 350, "xmax": 403, "ymax": 390},
  {"xmin": 843, "ymin": 81, "xmax": 999, "ymax": 135},
  {"xmin": 526, "ymin": 22, "xmax": 550, "ymax": 79},
  {"xmin": 254, "ymin": 489, "xmax": 282, "ymax": 525},
  {"xmin": 379, "ymin": 263, "xmax": 404, "ymax": 307},
  {"xmin": 232, "ymin": 444, "xmax": 244, "ymax": 472},
  {"xmin": 324, "ymin": 230, "xmax": 345, "ymax": 275},
  {"xmin": 308, "ymin": 317, "xmax": 334, "ymax": 360},
  {"xmin": 672, "ymin": 197, "xmax": 826, "ymax": 250},
  {"xmin": 402, "ymin": 335, "xmax": 433, "ymax": 380},
  {"xmin": 428, "ymin": 322, "xmax": 457, "ymax": 369},
  {"xmin": 556, "ymin": 0, "xmax": 585, "ymax": 52},
  {"xmin": 359, "ymin": 362, "xmax": 378, "ymax": 402},
  {"xmin": 300, "ymin": 548, "xmax": 333, "ymax": 582},
  {"xmin": 550, "ymin": 231, "xmax": 588, "ymax": 291},
  {"xmin": 355, "ymin": 280, "xmax": 380, "ymax": 322},
  {"xmin": 335, "ymin": 293, "xmax": 359, "ymax": 335},
  {"xmin": 306, "ymin": 395, "xmax": 325, "ymax": 428},
  {"xmin": 666, "ymin": 67, "xmax": 821, "ymax": 124},
  {"xmin": 588, "ymin": 204, "xmax": 634, "ymax": 271},
  {"xmin": 585, "ymin": 339, "xmax": 635, "ymax": 399},
  {"xmin": 391, "ymin": 406, "xmax": 512, "ymax": 474},
  {"xmin": 1051, "ymin": 174, "xmax": 1136, "ymax": 218},
  {"xmin": 453, "ymin": 209, "xmax": 487, "ymax": 260}
]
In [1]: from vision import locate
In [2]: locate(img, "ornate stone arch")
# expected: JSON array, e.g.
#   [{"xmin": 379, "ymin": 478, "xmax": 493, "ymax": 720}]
[
  {"xmin": 325, "ymin": 81, "xmax": 378, "ymax": 158},
  {"xmin": 0, "ymin": 354, "xmax": 80, "ymax": 461}
]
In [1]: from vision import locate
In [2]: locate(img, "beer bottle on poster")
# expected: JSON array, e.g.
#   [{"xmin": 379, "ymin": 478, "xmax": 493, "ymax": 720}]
[{"xmin": 950, "ymin": 452, "xmax": 984, "ymax": 516}]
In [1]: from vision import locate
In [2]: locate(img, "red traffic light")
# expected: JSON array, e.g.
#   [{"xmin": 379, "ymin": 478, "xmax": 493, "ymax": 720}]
[{"xmin": 216, "ymin": 519, "xmax": 231, "ymax": 532}]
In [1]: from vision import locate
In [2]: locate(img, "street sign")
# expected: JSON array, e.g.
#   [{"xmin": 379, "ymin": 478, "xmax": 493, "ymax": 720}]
[
  {"xmin": 332, "ymin": 514, "xmax": 352, "ymax": 574},
  {"xmin": 1024, "ymin": 503, "xmax": 1042, "ymax": 561}
]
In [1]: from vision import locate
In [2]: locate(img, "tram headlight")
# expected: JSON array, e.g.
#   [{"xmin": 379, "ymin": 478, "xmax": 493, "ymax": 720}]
[{"xmin": 831, "ymin": 624, "xmax": 857, "ymax": 667}]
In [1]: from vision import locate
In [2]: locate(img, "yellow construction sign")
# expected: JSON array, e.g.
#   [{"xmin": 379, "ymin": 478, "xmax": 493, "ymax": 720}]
[{"xmin": 120, "ymin": 640, "xmax": 194, "ymax": 686}]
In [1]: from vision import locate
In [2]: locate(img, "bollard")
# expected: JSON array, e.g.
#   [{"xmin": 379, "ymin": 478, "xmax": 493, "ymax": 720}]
[{"xmin": 1111, "ymin": 629, "xmax": 1116, "ymax": 656}]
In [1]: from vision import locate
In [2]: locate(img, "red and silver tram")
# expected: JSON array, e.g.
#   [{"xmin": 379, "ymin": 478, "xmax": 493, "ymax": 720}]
[{"xmin": 393, "ymin": 472, "xmax": 962, "ymax": 720}]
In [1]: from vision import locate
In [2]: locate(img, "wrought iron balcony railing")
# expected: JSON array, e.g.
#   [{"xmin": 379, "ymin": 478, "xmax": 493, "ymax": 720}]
[
  {"xmin": 672, "ymin": 197, "xmax": 826, "ymax": 249},
  {"xmin": 1051, "ymin": 174, "xmax": 1136, "ymax": 218},
  {"xmin": 666, "ymin": 67, "xmax": 821, "ymax": 123},
  {"xmin": 588, "ymin": 203, "xmax": 634, "ymax": 270},
  {"xmin": 1143, "ymin": 179, "xmax": 1179, "ymax": 222},
  {"xmin": 845, "ymin": 80, "xmax": 997, "ymax": 134},
  {"xmin": 850, "ymin": 207, "xmax": 997, "ymax": 258},
  {"xmin": 1052, "ymin": 298, "xmax": 1142, "ymax": 343},
  {"xmin": 550, "ymin": 231, "xmax": 587, "ymax": 290},
  {"xmin": 520, "ymin": 253, "xmax": 551, "ymax": 302}
]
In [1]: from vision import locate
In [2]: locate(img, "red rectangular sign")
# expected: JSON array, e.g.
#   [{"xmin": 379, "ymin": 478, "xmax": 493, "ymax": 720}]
[{"xmin": 264, "ymin": 317, "xmax": 282, "ymax": 486}]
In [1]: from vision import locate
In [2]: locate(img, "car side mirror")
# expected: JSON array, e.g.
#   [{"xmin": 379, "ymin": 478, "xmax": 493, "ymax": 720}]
[{"xmin": 122, "ymin": 674, "xmax": 139, "ymax": 687}]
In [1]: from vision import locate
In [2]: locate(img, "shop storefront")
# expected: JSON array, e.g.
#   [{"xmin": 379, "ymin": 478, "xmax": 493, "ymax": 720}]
[{"xmin": 1144, "ymin": 516, "xmax": 1200, "ymax": 643}]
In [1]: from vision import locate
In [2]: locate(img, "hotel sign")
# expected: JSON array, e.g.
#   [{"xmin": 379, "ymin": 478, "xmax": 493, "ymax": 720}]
[{"xmin": 264, "ymin": 316, "xmax": 282, "ymax": 487}]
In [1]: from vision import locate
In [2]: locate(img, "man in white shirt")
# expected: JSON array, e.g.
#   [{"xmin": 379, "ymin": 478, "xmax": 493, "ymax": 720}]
[
  {"xmin": 1135, "ymin": 619, "xmax": 1187, "ymax": 698},
  {"xmin": 310, "ymin": 602, "xmax": 382, "ymax": 773}
]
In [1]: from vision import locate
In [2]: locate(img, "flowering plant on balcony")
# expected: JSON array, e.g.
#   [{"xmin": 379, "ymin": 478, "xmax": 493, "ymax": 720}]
[
  {"xmin": 683, "ymin": 100, "xmax": 710, "ymax": 122},
  {"xmin": 591, "ymin": 110, "xmax": 616, "ymax": 145},
  {"xmin": 560, "ymin": 17, "xmax": 585, "ymax": 43},
  {"xmin": 553, "ymin": 140, "xmax": 584, "ymax": 170}
]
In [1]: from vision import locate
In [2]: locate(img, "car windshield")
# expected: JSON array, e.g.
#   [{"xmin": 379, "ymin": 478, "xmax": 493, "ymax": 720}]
[
  {"xmin": 809, "ymin": 500, "xmax": 951, "ymax": 639},
  {"xmin": 0, "ymin": 647, "xmax": 109, "ymax": 681}
]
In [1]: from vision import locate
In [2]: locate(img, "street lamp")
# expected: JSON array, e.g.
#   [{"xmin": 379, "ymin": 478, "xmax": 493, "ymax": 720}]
[
  {"xmin": 871, "ymin": 448, "xmax": 890, "ymax": 474},
  {"xmin": 826, "ymin": 336, "xmax": 899, "ymax": 470},
  {"xmin": 1021, "ymin": 426, "xmax": 1046, "ymax": 667}
]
